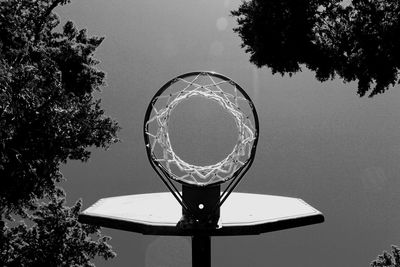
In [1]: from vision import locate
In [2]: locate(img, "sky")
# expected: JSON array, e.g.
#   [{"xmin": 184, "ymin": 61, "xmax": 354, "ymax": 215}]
[{"xmin": 58, "ymin": 0, "xmax": 400, "ymax": 266}]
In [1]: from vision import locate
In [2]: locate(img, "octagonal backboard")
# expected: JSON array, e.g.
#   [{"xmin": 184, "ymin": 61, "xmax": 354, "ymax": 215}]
[{"xmin": 78, "ymin": 192, "xmax": 324, "ymax": 236}]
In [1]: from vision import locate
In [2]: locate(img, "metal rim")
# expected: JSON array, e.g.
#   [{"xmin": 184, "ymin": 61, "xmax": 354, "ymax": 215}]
[{"xmin": 143, "ymin": 71, "xmax": 259, "ymax": 187}]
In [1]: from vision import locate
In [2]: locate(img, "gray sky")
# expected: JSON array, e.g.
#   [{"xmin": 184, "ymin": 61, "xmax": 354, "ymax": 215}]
[{"xmin": 59, "ymin": 0, "xmax": 400, "ymax": 266}]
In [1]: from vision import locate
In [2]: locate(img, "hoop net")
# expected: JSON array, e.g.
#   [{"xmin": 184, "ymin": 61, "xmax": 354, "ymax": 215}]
[{"xmin": 144, "ymin": 72, "xmax": 258, "ymax": 186}]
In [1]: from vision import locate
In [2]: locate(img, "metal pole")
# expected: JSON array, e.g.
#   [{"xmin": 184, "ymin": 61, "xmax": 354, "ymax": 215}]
[{"xmin": 192, "ymin": 235, "xmax": 211, "ymax": 267}]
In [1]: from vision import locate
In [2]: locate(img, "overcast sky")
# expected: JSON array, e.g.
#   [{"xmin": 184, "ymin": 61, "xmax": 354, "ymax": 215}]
[{"xmin": 59, "ymin": 0, "xmax": 400, "ymax": 266}]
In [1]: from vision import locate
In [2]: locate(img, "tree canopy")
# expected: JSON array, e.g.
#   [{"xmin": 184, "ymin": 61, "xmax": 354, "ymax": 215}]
[
  {"xmin": 1, "ymin": 0, "xmax": 119, "ymax": 265},
  {"xmin": 371, "ymin": 245, "xmax": 400, "ymax": 267},
  {"xmin": 232, "ymin": 0, "xmax": 400, "ymax": 97}
]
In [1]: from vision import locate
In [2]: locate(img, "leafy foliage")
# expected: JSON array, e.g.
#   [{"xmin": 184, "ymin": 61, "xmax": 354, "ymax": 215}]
[
  {"xmin": 371, "ymin": 245, "xmax": 400, "ymax": 267},
  {"xmin": 1, "ymin": 0, "xmax": 119, "ymax": 265},
  {"xmin": 1, "ymin": 193, "xmax": 116, "ymax": 266},
  {"xmin": 232, "ymin": 0, "xmax": 400, "ymax": 97},
  {"xmin": 0, "ymin": 0, "xmax": 119, "ymax": 215}
]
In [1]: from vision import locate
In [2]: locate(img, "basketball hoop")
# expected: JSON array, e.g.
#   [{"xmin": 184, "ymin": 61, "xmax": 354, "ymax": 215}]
[
  {"xmin": 144, "ymin": 71, "xmax": 259, "ymax": 227},
  {"xmin": 79, "ymin": 71, "xmax": 324, "ymax": 267}
]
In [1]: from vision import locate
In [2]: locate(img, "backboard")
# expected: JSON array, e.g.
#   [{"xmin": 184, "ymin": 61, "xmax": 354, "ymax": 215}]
[
  {"xmin": 79, "ymin": 71, "xmax": 324, "ymax": 267},
  {"xmin": 78, "ymin": 192, "xmax": 324, "ymax": 236}
]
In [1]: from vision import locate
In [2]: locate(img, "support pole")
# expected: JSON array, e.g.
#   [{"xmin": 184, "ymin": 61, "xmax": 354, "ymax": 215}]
[{"xmin": 192, "ymin": 235, "xmax": 211, "ymax": 267}]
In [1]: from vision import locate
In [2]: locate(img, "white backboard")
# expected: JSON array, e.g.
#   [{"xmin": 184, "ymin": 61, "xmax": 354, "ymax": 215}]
[{"xmin": 79, "ymin": 192, "xmax": 324, "ymax": 236}]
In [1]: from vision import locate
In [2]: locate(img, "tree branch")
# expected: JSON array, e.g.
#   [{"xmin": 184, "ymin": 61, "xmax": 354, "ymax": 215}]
[{"xmin": 34, "ymin": 0, "xmax": 64, "ymax": 41}]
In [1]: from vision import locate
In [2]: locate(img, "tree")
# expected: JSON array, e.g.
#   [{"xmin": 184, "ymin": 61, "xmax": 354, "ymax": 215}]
[
  {"xmin": 1, "ymin": 0, "xmax": 119, "ymax": 265},
  {"xmin": 371, "ymin": 245, "xmax": 400, "ymax": 267},
  {"xmin": 1, "ymin": 197, "xmax": 115, "ymax": 266},
  {"xmin": 232, "ymin": 0, "xmax": 400, "ymax": 97}
]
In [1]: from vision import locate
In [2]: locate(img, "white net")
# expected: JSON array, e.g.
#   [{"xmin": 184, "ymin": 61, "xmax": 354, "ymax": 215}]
[{"xmin": 144, "ymin": 72, "xmax": 257, "ymax": 186}]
